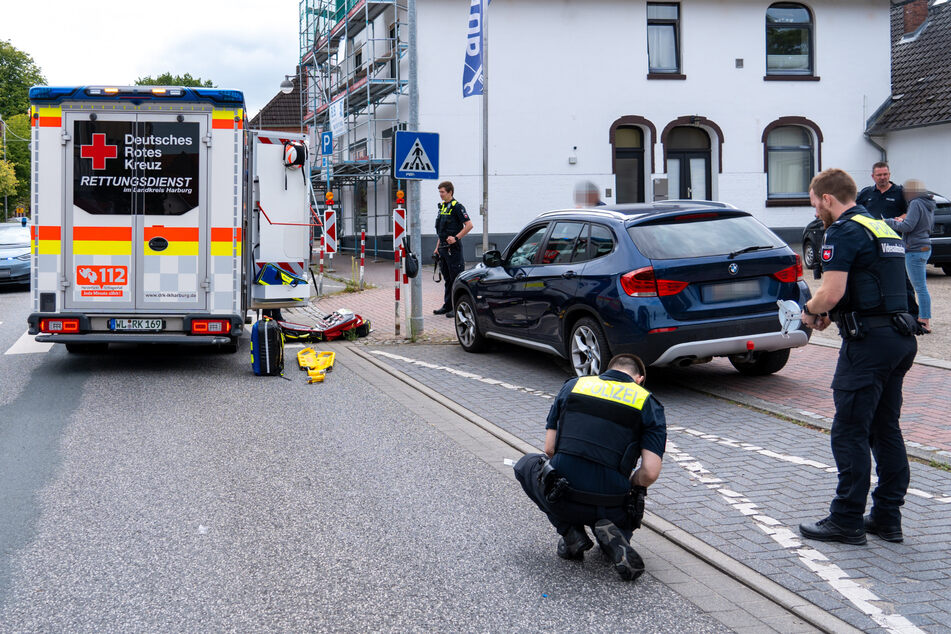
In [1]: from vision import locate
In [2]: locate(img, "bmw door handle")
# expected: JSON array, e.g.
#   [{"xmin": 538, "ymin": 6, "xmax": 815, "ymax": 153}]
[
  {"xmin": 561, "ymin": 270, "xmax": 576, "ymax": 279},
  {"xmin": 515, "ymin": 272, "xmax": 526, "ymax": 279}
]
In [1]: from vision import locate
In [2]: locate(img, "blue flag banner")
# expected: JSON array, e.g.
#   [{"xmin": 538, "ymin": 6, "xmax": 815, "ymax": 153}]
[{"xmin": 462, "ymin": 0, "xmax": 489, "ymax": 98}]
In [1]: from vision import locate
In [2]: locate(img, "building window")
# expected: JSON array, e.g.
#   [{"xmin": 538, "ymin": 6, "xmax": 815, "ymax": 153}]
[
  {"xmin": 647, "ymin": 3, "xmax": 681, "ymax": 76},
  {"xmin": 766, "ymin": 3, "xmax": 813, "ymax": 76},
  {"xmin": 766, "ymin": 126, "xmax": 814, "ymax": 199}
]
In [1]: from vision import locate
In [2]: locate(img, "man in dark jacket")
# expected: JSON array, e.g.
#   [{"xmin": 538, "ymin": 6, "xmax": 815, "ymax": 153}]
[{"xmin": 856, "ymin": 161, "xmax": 907, "ymax": 220}]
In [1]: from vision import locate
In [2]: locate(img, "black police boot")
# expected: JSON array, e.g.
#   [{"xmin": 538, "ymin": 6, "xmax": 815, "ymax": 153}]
[
  {"xmin": 864, "ymin": 514, "xmax": 903, "ymax": 543},
  {"xmin": 799, "ymin": 516, "xmax": 866, "ymax": 545},
  {"xmin": 445, "ymin": 311, "xmax": 455, "ymax": 318},
  {"xmin": 433, "ymin": 305, "xmax": 451, "ymax": 315},
  {"xmin": 556, "ymin": 526, "xmax": 593, "ymax": 560},
  {"xmin": 594, "ymin": 519, "xmax": 645, "ymax": 581}
]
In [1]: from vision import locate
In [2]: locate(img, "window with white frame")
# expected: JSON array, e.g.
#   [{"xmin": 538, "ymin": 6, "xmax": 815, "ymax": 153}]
[
  {"xmin": 766, "ymin": 126, "xmax": 814, "ymax": 198},
  {"xmin": 766, "ymin": 3, "xmax": 814, "ymax": 76},
  {"xmin": 647, "ymin": 3, "xmax": 681, "ymax": 75}
]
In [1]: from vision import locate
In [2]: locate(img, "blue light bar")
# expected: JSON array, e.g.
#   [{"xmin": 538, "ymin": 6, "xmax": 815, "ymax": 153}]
[{"xmin": 29, "ymin": 86, "xmax": 246, "ymax": 107}]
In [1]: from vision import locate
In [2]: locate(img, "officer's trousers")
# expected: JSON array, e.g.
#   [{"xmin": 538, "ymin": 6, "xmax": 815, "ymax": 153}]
[
  {"xmin": 437, "ymin": 242, "xmax": 465, "ymax": 310},
  {"xmin": 514, "ymin": 453, "xmax": 632, "ymax": 540},
  {"xmin": 828, "ymin": 326, "xmax": 917, "ymax": 530}
]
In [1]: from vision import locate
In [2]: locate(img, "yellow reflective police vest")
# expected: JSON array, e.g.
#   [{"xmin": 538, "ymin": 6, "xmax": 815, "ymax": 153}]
[{"xmin": 555, "ymin": 376, "xmax": 648, "ymax": 475}]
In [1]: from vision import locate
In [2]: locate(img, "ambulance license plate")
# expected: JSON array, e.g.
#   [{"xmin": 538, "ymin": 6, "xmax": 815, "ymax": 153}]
[{"xmin": 109, "ymin": 318, "xmax": 164, "ymax": 331}]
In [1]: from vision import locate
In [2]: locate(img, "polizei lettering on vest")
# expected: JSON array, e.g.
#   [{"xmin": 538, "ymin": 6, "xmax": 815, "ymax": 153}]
[{"xmin": 572, "ymin": 377, "xmax": 646, "ymax": 409}]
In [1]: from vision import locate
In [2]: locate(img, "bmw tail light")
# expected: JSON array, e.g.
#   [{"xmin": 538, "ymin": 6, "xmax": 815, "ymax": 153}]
[
  {"xmin": 191, "ymin": 319, "xmax": 230, "ymax": 334},
  {"xmin": 40, "ymin": 318, "xmax": 80, "ymax": 333},
  {"xmin": 620, "ymin": 267, "xmax": 688, "ymax": 297},
  {"xmin": 772, "ymin": 255, "xmax": 803, "ymax": 283}
]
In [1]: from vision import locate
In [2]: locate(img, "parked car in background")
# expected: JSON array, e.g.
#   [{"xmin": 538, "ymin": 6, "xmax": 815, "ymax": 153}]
[
  {"xmin": 452, "ymin": 202, "xmax": 812, "ymax": 377},
  {"xmin": 802, "ymin": 193, "xmax": 951, "ymax": 274},
  {"xmin": 0, "ymin": 221, "xmax": 31, "ymax": 287}
]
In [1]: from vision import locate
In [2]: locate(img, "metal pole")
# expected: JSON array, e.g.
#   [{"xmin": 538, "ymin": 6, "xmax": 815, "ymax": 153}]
[
  {"xmin": 408, "ymin": 0, "xmax": 423, "ymax": 336},
  {"xmin": 1, "ymin": 116, "xmax": 7, "ymax": 221},
  {"xmin": 481, "ymin": 0, "xmax": 489, "ymax": 255}
]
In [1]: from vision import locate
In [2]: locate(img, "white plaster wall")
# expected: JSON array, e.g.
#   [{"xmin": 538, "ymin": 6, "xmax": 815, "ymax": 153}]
[
  {"xmin": 411, "ymin": 0, "xmax": 892, "ymax": 236},
  {"xmin": 881, "ymin": 123, "xmax": 951, "ymax": 197}
]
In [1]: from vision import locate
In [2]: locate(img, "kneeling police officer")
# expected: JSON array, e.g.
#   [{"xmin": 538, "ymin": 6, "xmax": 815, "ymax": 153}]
[
  {"xmin": 514, "ymin": 354, "xmax": 666, "ymax": 581},
  {"xmin": 798, "ymin": 168, "xmax": 921, "ymax": 546}
]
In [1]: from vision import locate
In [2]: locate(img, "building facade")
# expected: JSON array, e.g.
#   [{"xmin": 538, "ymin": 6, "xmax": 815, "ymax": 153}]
[
  {"xmin": 298, "ymin": 0, "xmax": 893, "ymax": 257},
  {"xmin": 867, "ymin": 0, "xmax": 951, "ymax": 197}
]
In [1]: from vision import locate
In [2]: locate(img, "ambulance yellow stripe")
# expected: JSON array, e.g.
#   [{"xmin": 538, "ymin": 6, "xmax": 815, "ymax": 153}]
[
  {"xmin": 210, "ymin": 242, "xmax": 242, "ymax": 256},
  {"xmin": 32, "ymin": 105, "xmax": 62, "ymax": 128},
  {"xmin": 36, "ymin": 240, "xmax": 61, "ymax": 255},
  {"xmin": 73, "ymin": 240, "xmax": 132, "ymax": 255},
  {"xmin": 144, "ymin": 242, "xmax": 199, "ymax": 256},
  {"xmin": 212, "ymin": 108, "xmax": 244, "ymax": 130}
]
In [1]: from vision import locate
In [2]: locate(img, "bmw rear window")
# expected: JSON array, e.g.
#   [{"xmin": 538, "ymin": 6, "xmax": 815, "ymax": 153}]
[{"xmin": 626, "ymin": 214, "xmax": 784, "ymax": 259}]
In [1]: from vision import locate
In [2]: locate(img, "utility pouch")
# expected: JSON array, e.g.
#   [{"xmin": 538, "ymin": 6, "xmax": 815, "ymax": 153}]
[
  {"xmin": 841, "ymin": 312, "xmax": 866, "ymax": 341},
  {"xmin": 891, "ymin": 312, "xmax": 917, "ymax": 336}
]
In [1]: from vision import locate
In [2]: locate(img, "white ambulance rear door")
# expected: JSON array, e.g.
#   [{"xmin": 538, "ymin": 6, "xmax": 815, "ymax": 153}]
[
  {"xmin": 64, "ymin": 111, "xmax": 208, "ymax": 312},
  {"xmin": 64, "ymin": 112, "xmax": 136, "ymax": 310}
]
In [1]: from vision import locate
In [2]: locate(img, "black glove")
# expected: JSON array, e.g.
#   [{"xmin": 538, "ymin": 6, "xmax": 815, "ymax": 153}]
[{"xmin": 628, "ymin": 485, "xmax": 647, "ymax": 530}]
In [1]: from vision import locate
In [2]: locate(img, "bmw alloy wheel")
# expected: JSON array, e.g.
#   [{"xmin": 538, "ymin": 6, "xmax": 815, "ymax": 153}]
[
  {"xmin": 570, "ymin": 321, "xmax": 604, "ymax": 376},
  {"xmin": 455, "ymin": 301, "xmax": 477, "ymax": 348}
]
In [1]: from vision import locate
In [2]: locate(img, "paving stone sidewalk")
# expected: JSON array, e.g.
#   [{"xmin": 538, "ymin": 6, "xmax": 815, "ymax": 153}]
[
  {"xmin": 291, "ymin": 258, "xmax": 951, "ymax": 465},
  {"xmin": 356, "ymin": 343, "xmax": 951, "ymax": 634}
]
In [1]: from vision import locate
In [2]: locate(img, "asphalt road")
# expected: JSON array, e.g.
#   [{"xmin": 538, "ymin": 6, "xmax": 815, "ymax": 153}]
[{"xmin": 0, "ymin": 287, "xmax": 728, "ymax": 633}]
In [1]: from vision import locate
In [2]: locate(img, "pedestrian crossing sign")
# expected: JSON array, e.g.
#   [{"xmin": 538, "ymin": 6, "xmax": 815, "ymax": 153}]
[{"xmin": 394, "ymin": 131, "xmax": 439, "ymax": 180}]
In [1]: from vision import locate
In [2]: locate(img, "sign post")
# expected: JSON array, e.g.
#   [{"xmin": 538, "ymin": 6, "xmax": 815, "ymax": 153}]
[{"xmin": 393, "ymin": 196, "xmax": 407, "ymax": 337}]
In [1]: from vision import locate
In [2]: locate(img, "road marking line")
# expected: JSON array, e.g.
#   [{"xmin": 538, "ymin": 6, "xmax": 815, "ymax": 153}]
[
  {"xmin": 5, "ymin": 330, "xmax": 54, "ymax": 355},
  {"xmin": 666, "ymin": 441, "xmax": 924, "ymax": 634},
  {"xmin": 369, "ymin": 350, "xmax": 557, "ymax": 399},
  {"xmin": 669, "ymin": 426, "xmax": 951, "ymax": 504}
]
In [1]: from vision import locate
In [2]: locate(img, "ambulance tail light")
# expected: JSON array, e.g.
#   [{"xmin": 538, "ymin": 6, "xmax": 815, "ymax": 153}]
[
  {"xmin": 620, "ymin": 267, "xmax": 688, "ymax": 297},
  {"xmin": 772, "ymin": 256, "xmax": 803, "ymax": 283},
  {"xmin": 39, "ymin": 318, "xmax": 80, "ymax": 334},
  {"xmin": 191, "ymin": 319, "xmax": 231, "ymax": 335}
]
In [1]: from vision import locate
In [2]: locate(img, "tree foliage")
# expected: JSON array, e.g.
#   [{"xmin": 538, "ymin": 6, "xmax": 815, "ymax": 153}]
[
  {"xmin": 0, "ymin": 159, "xmax": 16, "ymax": 198},
  {"xmin": 135, "ymin": 72, "xmax": 215, "ymax": 88},
  {"xmin": 3, "ymin": 114, "xmax": 31, "ymax": 204},
  {"xmin": 0, "ymin": 40, "xmax": 46, "ymax": 119}
]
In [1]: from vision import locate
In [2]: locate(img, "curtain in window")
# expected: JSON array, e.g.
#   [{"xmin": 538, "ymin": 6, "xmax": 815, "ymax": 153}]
[
  {"xmin": 767, "ymin": 127, "xmax": 812, "ymax": 196},
  {"xmin": 648, "ymin": 25, "xmax": 677, "ymax": 72}
]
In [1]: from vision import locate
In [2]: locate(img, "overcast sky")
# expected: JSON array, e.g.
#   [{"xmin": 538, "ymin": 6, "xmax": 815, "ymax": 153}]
[{"xmin": 3, "ymin": 0, "xmax": 300, "ymax": 117}]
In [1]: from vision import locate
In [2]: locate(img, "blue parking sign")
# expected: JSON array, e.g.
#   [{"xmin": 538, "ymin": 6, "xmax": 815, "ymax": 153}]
[
  {"xmin": 321, "ymin": 131, "xmax": 333, "ymax": 156},
  {"xmin": 394, "ymin": 131, "xmax": 439, "ymax": 180}
]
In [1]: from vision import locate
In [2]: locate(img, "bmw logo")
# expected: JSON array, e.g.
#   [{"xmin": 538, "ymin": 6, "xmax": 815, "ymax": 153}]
[{"xmin": 728, "ymin": 263, "xmax": 739, "ymax": 275}]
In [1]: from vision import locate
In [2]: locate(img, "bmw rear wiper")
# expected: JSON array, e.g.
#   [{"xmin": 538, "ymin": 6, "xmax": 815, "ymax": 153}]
[{"xmin": 728, "ymin": 245, "xmax": 774, "ymax": 259}]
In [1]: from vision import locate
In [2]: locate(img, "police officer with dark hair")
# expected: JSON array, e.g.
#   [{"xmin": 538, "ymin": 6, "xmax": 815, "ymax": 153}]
[
  {"xmin": 432, "ymin": 181, "xmax": 473, "ymax": 317},
  {"xmin": 856, "ymin": 161, "xmax": 907, "ymax": 220},
  {"xmin": 514, "ymin": 354, "xmax": 666, "ymax": 581},
  {"xmin": 798, "ymin": 168, "xmax": 920, "ymax": 546}
]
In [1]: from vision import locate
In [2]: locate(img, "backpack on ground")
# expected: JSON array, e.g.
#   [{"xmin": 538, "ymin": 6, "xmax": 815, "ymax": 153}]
[{"xmin": 250, "ymin": 317, "xmax": 285, "ymax": 376}]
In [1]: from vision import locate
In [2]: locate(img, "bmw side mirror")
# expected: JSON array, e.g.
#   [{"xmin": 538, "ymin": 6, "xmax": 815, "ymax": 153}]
[{"xmin": 482, "ymin": 250, "xmax": 502, "ymax": 268}]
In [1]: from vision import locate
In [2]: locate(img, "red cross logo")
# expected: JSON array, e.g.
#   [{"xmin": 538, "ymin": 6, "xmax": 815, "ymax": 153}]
[{"xmin": 80, "ymin": 133, "xmax": 118, "ymax": 170}]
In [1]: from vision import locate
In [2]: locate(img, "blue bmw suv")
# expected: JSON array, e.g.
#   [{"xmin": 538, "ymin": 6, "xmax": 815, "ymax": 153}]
[{"xmin": 451, "ymin": 202, "xmax": 812, "ymax": 376}]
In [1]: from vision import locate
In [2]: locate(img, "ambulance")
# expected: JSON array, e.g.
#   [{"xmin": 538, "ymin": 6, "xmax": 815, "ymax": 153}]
[{"xmin": 26, "ymin": 86, "xmax": 315, "ymax": 353}]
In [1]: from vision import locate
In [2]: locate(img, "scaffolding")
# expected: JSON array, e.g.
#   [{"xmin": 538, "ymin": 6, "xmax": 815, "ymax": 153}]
[{"xmin": 299, "ymin": 0, "xmax": 409, "ymax": 255}]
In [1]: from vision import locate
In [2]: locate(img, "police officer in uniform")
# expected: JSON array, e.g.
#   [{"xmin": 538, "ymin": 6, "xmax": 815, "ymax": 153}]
[
  {"xmin": 798, "ymin": 168, "xmax": 920, "ymax": 545},
  {"xmin": 432, "ymin": 181, "xmax": 473, "ymax": 317},
  {"xmin": 514, "ymin": 354, "xmax": 666, "ymax": 581},
  {"xmin": 856, "ymin": 161, "xmax": 907, "ymax": 220}
]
